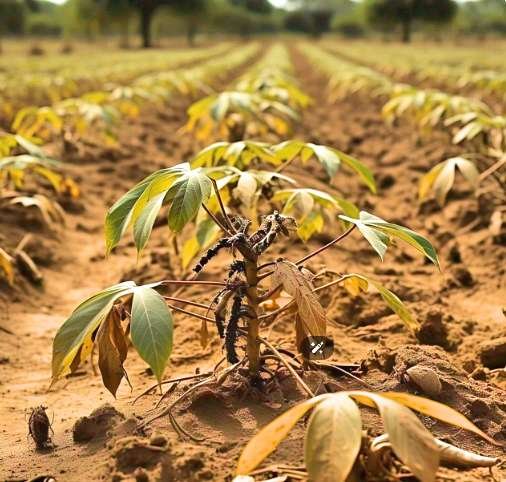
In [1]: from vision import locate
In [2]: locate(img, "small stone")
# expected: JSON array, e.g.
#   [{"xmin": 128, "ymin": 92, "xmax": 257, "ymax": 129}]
[
  {"xmin": 452, "ymin": 266, "xmax": 474, "ymax": 287},
  {"xmin": 406, "ymin": 365, "xmax": 442, "ymax": 397},
  {"xmin": 149, "ymin": 433, "xmax": 168, "ymax": 448}
]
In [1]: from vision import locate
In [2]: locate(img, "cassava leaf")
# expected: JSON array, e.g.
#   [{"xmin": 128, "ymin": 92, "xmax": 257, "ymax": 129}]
[
  {"xmin": 349, "ymin": 392, "xmax": 440, "ymax": 482},
  {"xmin": 305, "ymin": 394, "xmax": 362, "ymax": 482},
  {"xmin": 379, "ymin": 392, "xmax": 497, "ymax": 445},
  {"xmin": 343, "ymin": 274, "xmax": 418, "ymax": 332},
  {"xmin": 133, "ymin": 193, "xmax": 165, "ymax": 253},
  {"xmin": 130, "ymin": 285, "xmax": 173, "ymax": 382},
  {"xmin": 420, "ymin": 157, "xmax": 479, "ymax": 206},
  {"xmin": 340, "ymin": 211, "xmax": 439, "ymax": 267},
  {"xmin": 51, "ymin": 281, "xmax": 136, "ymax": 383},
  {"xmin": 272, "ymin": 260, "xmax": 326, "ymax": 337},
  {"xmin": 236, "ymin": 397, "xmax": 323, "ymax": 476},
  {"xmin": 168, "ymin": 170, "xmax": 212, "ymax": 232},
  {"xmin": 96, "ymin": 308, "xmax": 128, "ymax": 397}
]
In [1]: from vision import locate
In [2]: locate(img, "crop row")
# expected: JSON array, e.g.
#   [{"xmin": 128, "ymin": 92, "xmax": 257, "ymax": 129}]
[
  {"xmin": 300, "ymin": 42, "xmax": 505, "ymax": 224},
  {"xmin": 0, "ymin": 43, "xmax": 260, "ymax": 285},
  {"xmin": 324, "ymin": 41, "xmax": 506, "ymax": 101},
  {"xmin": 0, "ymin": 43, "xmax": 233, "ymax": 122}
]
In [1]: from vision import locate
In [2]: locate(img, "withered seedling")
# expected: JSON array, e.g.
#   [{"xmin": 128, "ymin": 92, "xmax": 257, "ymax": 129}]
[{"xmin": 51, "ymin": 140, "xmax": 441, "ymax": 440}]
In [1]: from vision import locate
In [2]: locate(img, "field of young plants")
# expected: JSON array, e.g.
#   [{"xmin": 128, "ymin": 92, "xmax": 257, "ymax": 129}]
[{"xmin": 0, "ymin": 39, "xmax": 505, "ymax": 482}]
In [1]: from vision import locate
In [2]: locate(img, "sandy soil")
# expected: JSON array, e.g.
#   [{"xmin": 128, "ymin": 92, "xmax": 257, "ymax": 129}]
[{"xmin": 0, "ymin": 44, "xmax": 505, "ymax": 482}]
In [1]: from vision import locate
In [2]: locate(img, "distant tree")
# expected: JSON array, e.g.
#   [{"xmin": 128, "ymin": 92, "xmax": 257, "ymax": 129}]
[
  {"xmin": 284, "ymin": 0, "xmax": 353, "ymax": 38},
  {"xmin": 100, "ymin": 0, "xmax": 208, "ymax": 48},
  {"xmin": 229, "ymin": 0, "xmax": 272, "ymax": 14},
  {"xmin": 365, "ymin": 0, "xmax": 458, "ymax": 43},
  {"xmin": 0, "ymin": 0, "xmax": 26, "ymax": 36}
]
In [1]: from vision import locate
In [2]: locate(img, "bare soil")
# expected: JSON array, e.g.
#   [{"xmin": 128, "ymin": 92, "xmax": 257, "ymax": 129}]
[{"xmin": 0, "ymin": 45, "xmax": 504, "ymax": 482}]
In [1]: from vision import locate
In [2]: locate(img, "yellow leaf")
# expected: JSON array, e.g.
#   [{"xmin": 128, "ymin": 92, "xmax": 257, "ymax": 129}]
[{"xmin": 236, "ymin": 397, "xmax": 322, "ymax": 475}]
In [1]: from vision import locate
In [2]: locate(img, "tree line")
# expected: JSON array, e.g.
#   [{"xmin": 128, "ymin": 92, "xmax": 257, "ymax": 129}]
[{"xmin": 1, "ymin": 0, "xmax": 505, "ymax": 48}]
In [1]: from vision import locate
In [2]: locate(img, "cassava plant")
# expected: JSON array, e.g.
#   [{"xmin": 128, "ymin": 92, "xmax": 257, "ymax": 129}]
[
  {"xmin": 235, "ymin": 391, "xmax": 498, "ymax": 482},
  {"xmin": 51, "ymin": 140, "xmax": 443, "ymax": 439}
]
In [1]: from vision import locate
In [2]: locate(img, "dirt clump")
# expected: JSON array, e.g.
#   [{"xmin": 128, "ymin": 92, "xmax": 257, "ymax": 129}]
[
  {"xmin": 73, "ymin": 404, "xmax": 125, "ymax": 443},
  {"xmin": 479, "ymin": 337, "xmax": 506, "ymax": 369}
]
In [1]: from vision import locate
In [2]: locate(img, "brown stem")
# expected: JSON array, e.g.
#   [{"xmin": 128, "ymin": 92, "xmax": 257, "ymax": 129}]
[
  {"xmin": 202, "ymin": 203, "xmax": 231, "ymax": 235},
  {"xmin": 166, "ymin": 303, "xmax": 216, "ymax": 323},
  {"xmin": 160, "ymin": 279, "xmax": 226, "ymax": 287},
  {"xmin": 211, "ymin": 178, "xmax": 236, "ymax": 233},
  {"xmin": 258, "ymin": 336, "xmax": 315, "ymax": 398},
  {"xmin": 244, "ymin": 258, "xmax": 260, "ymax": 378},
  {"xmin": 295, "ymin": 225, "xmax": 356, "ymax": 266},
  {"xmin": 163, "ymin": 296, "xmax": 209, "ymax": 310}
]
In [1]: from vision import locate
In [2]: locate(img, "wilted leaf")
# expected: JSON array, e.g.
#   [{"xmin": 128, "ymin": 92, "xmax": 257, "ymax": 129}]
[
  {"xmin": 379, "ymin": 392, "xmax": 497, "ymax": 445},
  {"xmin": 272, "ymin": 260, "xmax": 326, "ymax": 337},
  {"xmin": 350, "ymin": 392, "xmax": 439, "ymax": 482},
  {"xmin": 305, "ymin": 394, "xmax": 362, "ymax": 482},
  {"xmin": 96, "ymin": 308, "xmax": 128, "ymax": 397},
  {"xmin": 236, "ymin": 397, "xmax": 323, "ymax": 475},
  {"xmin": 130, "ymin": 285, "xmax": 173, "ymax": 382},
  {"xmin": 51, "ymin": 281, "xmax": 136, "ymax": 383}
]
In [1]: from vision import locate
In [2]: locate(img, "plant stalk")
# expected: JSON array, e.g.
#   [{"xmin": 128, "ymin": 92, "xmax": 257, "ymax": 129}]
[{"xmin": 244, "ymin": 258, "xmax": 260, "ymax": 378}]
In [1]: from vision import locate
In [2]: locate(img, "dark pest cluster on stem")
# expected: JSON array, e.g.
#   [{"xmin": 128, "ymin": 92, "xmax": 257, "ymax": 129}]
[{"xmin": 193, "ymin": 210, "xmax": 296, "ymax": 367}]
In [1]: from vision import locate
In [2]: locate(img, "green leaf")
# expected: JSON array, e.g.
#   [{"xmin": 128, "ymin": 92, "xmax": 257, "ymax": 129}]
[
  {"xmin": 340, "ymin": 211, "xmax": 439, "ymax": 267},
  {"xmin": 51, "ymin": 281, "xmax": 136, "ymax": 383},
  {"xmin": 133, "ymin": 193, "xmax": 166, "ymax": 253},
  {"xmin": 305, "ymin": 394, "xmax": 362, "ymax": 482},
  {"xmin": 130, "ymin": 286, "xmax": 173, "ymax": 383},
  {"xmin": 343, "ymin": 274, "xmax": 418, "ymax": 331},
  {"xmin": 105, "ymin": 171, "xmax": 167, "ymax": 254},
  {"xmin": 168, "ymin": 169, "xmax": 212, "ymax": 232}
]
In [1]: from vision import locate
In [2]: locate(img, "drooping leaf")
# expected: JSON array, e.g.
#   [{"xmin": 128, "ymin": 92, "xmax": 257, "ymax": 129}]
[
  {"xmin": 349, "ymin": 392, "xmax": 440, "ymax": 482},
  {"xmin": 379, "ymin": 392, "xmax": 497, "ymax": 445},
  {"xmin": 51, "ymin": 281, "xmax": 136, "ymax": 383},
  {"xmin": 272, "ymin": 260, "xmax": 326, "ymax": 337},
  {"xmin": 236, "ymin": 397, "xmax": 323, "ymax": 476},
  {"xmin": 305, "ymin": 394, "xmax": 362, "ymax": 482},
  {"xmin": 343, "ymin": 274, "xmax": 418, "ymax": 332},
  {"xmin": 133, "ymin": 193, "xmax": 166, "ymax": 253},
  {"xmin": 273, "ymin": 141, "xmax": 376, "ymax": 192},
  {"xmin": 340, "ymin": 211, "xmax": 439, "ymax": 267},
  {"xmin": 419, "ymin": 157, "xmax": 480, "ymax": 206},
  {"xmin": 96, "ymin": 308, "xmax": 128, "ymax": 397},
  {"xmin": 130, "ymin": 285, "xmax": 173, "ymax": 382}
]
